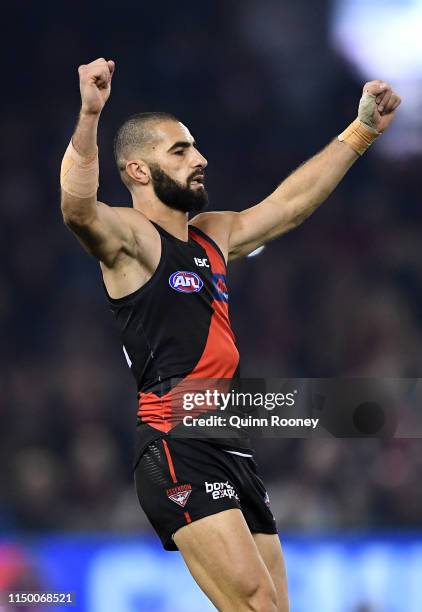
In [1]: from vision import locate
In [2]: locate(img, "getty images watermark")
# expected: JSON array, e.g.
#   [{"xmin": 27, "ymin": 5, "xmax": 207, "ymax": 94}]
[
  {"xmin": 182, "ymin": 388, "xmax": 319, "ymax": 430},
  {"xmin": 166, "ymin": 378, "xmax": 422, "ymax": 439}
]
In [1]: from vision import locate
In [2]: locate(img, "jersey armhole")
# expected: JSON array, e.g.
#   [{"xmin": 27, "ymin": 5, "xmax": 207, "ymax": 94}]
[
  {"xmin": 188, "ymin": 225, "xmax": 227, "ymax": 267},
  {"xmin": 102, "ymin": 234, "xmax": 166, "ymax": 305}
]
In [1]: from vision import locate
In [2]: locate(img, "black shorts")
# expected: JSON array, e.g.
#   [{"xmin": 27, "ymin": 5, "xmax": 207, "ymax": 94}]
[{"xmin": 134, "ymin": 436, "xmax": 277, "ymax": 551}]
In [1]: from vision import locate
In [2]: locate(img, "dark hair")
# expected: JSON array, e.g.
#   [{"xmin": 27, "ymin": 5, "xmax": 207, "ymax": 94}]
[{"xmin": 113, "ymin": 111, "xmax": 179, "ymax": 180}]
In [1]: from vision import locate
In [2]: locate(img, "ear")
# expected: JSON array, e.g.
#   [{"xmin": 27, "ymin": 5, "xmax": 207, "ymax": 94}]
[{"xmin": 125, "ymin": 159, "xmax": 151, "ymax": 185}]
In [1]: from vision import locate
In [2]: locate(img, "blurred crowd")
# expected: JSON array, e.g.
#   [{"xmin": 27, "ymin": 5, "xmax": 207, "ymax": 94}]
[{"xmin": 1, "ymin": 0, "xmax": 422, "ymax": 540}]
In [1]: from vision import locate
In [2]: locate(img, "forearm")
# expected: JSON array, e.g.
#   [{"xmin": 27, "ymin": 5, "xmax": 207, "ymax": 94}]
[
  {"xmin": 271, "ymin": 138, "xmax": 358, "ymax": 226},
  {"xmin": 269, "ymin": 87, "xmax": 394, "ymax": 227},
  {"xmin": 230, "ymin": 80, "xmax": 400, "ymax": 258},
  {"xmin": 72, "ymin": 111, "xmax": 100, "ymax": 157},
  {"xmin": 60, "ymin": 111, "xmax": 100, "ymax": 225}
]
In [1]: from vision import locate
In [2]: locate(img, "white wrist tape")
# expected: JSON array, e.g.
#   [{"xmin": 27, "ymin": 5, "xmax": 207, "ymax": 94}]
[
  {"xmin": 60, "ymin": 140, "xmax": 99, "ymax": 198},
  {"xmin": 338, "ymin": 90, "xmax": 381, "ymax": 155},
  {"xmin": 358, "ymin": 91, "xmax": 379, "ymax": 132}
]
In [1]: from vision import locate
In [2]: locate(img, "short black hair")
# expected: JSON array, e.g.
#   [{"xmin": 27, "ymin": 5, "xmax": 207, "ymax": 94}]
[{"xmin": 113, "ymin": 111, "xmax": 180, "ymax": 178}]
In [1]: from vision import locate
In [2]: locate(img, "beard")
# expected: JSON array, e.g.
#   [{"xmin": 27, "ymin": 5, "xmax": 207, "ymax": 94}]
[{"xmin": 150, "ymin": 164, "xmax": 209, "ymax": 213}]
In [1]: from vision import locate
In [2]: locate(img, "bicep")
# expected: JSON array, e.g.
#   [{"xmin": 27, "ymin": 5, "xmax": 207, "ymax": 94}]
[
  {"xmin": 228, "ymin": 196, "xmax": 293, "ymax": 261},
  {"xmin": 62, "ymin": 194, "xmax": 135, "ymax": 265}
]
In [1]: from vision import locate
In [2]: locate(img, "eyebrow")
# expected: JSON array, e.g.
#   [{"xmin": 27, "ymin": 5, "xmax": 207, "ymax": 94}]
[{"xmin": 167, "ymin": 140, "xmax": 197, "ymax": 152}]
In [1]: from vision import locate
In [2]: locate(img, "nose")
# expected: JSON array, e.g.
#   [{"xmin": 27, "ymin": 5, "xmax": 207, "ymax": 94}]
[{"xmin": 193, "ymin": 149, "xmax": 208, "ymax": 169}]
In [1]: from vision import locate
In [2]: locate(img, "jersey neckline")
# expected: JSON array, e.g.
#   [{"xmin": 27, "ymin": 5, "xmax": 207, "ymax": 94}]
[
  {"xmin": 151, "ymin": 222, "xmax": 227, "ymax": 267},
  {"xmin": 151, "ymin": 221, "xmax": 194, "ymax": 245}
]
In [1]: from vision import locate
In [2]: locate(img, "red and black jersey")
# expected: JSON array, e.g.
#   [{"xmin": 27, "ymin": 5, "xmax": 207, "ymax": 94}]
[{"xmin": 104, "ymin": 222, "xmax": 250, "ymax": 460}]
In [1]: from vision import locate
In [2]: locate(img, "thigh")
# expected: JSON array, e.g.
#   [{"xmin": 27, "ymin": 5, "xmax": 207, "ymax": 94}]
[
  {"xmin": 174, "ymin": 507, "xmax": 276, "ymax": 611},
  {"xmin": 253, "ymin": 533, "xmax": 289, "ymax": 612}
]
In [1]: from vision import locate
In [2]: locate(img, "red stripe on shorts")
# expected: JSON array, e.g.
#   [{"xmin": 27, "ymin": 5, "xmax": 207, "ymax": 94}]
[{"xmin": 162, "ymin": 439, "xmax": 178, "ymax": 484}]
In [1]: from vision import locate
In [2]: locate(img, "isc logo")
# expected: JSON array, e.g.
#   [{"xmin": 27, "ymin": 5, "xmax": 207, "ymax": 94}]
[
  {"xmin": 169, "ymin": 271, "xmax": 203, "ymax": 293},
  {"xmin": 194, "ymin": 257, "xmax": 209, "ymax": 268}
]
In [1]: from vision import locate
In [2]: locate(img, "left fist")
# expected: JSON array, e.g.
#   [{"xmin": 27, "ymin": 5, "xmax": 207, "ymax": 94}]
[{"xmin": 359, "ymin": 80, "xmax": 401, "ymax": 133}]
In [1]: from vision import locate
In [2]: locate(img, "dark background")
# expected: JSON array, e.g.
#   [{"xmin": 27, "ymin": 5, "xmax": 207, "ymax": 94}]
[{"xmin": 1, "ymin": 0, "xmax": 421, "ymax": 536}]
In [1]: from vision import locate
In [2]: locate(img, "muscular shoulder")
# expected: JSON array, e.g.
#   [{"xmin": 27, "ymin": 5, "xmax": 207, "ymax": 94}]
[
  {"xmin": 111, "ymin": 205, "xmax": 159, "ymax": 243},
  {"xmin": 189, "ymin": 211, "xmax": 237, "ymax": 263},
  {"xmin": 101, "ymin": 204, "xmax": 161, "ymax": 266},
  {"xmin": 98, "ymin": 205, "xmax": 161, "ymax": 297},
  {"xmin": 112, "ymin": 205, "xmax": 152, "ymax": 228}
]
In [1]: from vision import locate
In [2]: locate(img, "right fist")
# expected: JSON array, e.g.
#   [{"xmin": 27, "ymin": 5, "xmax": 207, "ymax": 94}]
[{"xmin": 78, "ymin": 58, "xmax": 115, "ymax": 115}]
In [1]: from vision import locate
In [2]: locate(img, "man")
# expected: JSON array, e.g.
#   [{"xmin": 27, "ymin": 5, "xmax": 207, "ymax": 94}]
[{"xmin": 60, "ymin": 58, "xmax": 400, "ymax": 611}]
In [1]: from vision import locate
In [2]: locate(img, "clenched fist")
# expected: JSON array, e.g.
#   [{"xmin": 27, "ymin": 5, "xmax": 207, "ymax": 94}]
[
  {"xmin": 359, "ymin": 80, "xmax": 401, "ymax": 133},
  {"xmin": 78, "ymin": 58, "xmax": 115, "ymax": 115}
]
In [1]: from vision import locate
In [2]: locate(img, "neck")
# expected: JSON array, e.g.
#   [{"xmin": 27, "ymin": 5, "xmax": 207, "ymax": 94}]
[{"xmin": 132, "ymin": 191, "xmax": 189, "ymax": 241}]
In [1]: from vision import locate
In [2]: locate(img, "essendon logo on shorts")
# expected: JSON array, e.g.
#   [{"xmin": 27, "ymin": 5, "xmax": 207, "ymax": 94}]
[{"xmin": 166, "ymin": 483, "xmax": 192, "ymax": 507}]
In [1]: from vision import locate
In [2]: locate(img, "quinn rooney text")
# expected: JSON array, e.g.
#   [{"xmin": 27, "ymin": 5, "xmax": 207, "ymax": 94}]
[{"xmin": 182, "ymin": 415, "xmax": 320, "ymax": 429}]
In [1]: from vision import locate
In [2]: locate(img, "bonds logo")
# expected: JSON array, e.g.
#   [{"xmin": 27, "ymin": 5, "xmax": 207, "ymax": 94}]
[
  {"xmin": 169, "ymin": 271, "xmax": 203, "ymax": 293},
  {"xmin": 205, "ymin": 481, "xmax": 239, "ymax": 501},
  {"xmin": 166, "ymin": 484, "xmax": 192, "ymax": 507}
]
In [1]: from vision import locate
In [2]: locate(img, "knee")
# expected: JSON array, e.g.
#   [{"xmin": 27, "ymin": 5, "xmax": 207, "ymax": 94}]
[{"xmin": 242, "ymin": 580, "xmax": 278, "ymax": 612}]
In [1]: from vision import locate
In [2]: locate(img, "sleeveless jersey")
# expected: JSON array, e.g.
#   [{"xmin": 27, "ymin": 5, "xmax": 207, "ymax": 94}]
[{"xmin": 104, "ymin": 222, "xmax": 252, "ymax": 463}]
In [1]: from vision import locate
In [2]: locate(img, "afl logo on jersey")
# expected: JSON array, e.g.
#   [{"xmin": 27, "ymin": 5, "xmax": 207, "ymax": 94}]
[{"xmin": 169, "ymin": 271, "xmax": 203, "ymax": 293}]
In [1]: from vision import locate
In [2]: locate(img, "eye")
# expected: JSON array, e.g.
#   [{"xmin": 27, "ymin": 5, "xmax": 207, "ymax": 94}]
[{"xmin": 174, "ymin": 150, "xmax": 185, "ymax": 156}]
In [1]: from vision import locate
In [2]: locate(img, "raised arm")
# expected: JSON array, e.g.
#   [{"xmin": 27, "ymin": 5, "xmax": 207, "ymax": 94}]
[
  {"xmin": 228, "ymin": 80, "xmax": 401, "ymax": 260},
  {"xmin": 60, "ymin": 58, "xmax": 136, "ymax": 266}
]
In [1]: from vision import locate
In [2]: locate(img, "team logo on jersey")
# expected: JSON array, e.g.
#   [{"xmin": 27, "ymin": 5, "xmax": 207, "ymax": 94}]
[
  {"xmin": 166, "ymin": 484, "xmax": 192, "ymax": 507},
  {"xmin": 169, "ymin": 271, "xmax": 203, "ymax": 293},
  {"xmin": 212, "ymin": 273, "xmax": 228, "ymax": 302}
]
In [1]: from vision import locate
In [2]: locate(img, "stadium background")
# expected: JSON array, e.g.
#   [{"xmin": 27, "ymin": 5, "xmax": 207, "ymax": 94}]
[{"xmin": 1, "ymin": 0, "xmax": 422, "ymax": 610}]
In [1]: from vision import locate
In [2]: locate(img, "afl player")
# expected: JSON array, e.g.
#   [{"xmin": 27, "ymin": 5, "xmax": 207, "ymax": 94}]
[{"xmin": 60, "ymin": 58, "xmax": 400, "ymax": 611}]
